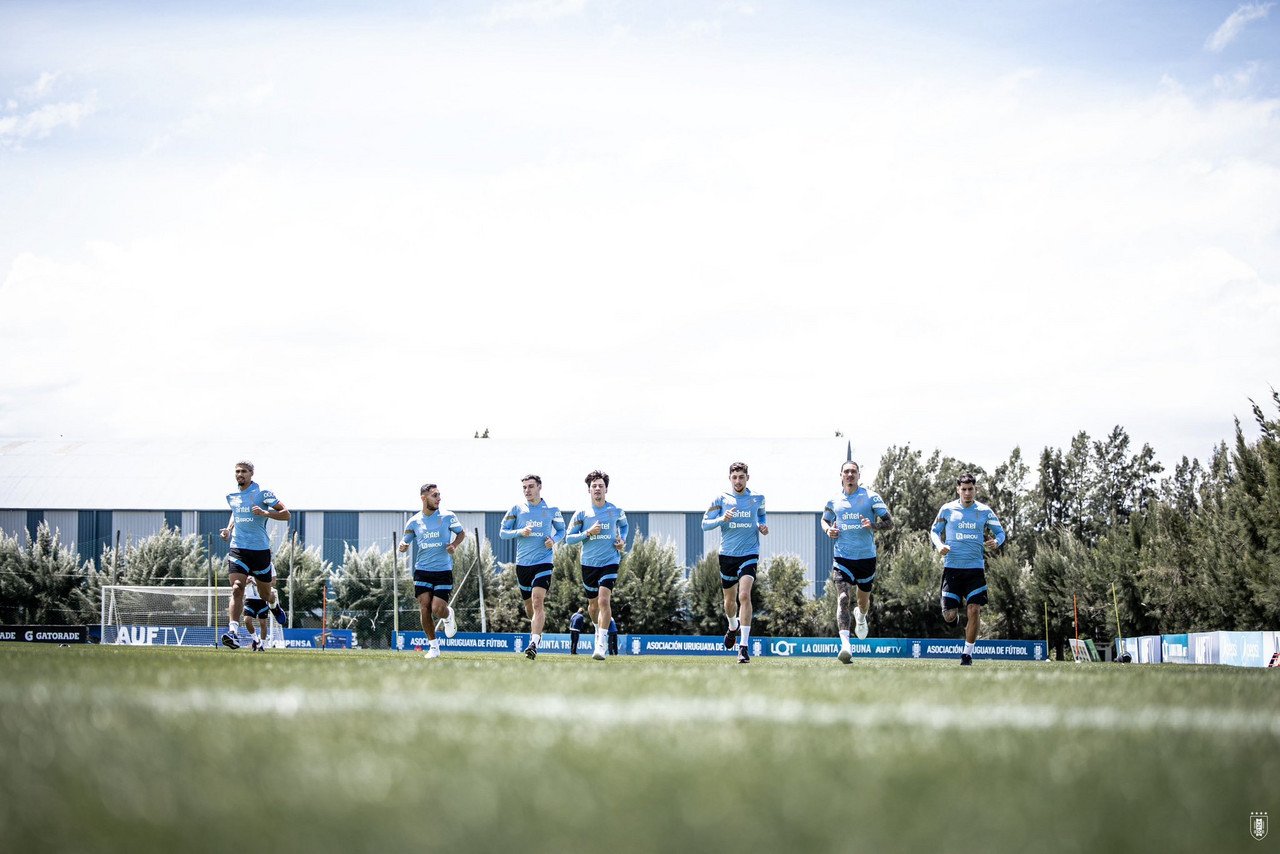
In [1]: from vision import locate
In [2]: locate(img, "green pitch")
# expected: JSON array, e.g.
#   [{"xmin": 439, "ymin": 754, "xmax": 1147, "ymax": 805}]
[{"xmin": 1, "ymin": 646, "xmax": 1275, "ymax": 853}]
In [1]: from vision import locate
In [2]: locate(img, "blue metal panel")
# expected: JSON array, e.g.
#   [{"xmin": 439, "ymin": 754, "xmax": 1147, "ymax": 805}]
[
  {"xmin": 97, "ymin": 511, "xmax": 113, "ymax": 566},
  {"xmin": 485, "ymin": 512, "xmax": 513, "ymax": 565},
  {"xmin": 26, "ymin": 510, "xmax": 43, "ymax": 539},
  {"xmin": 77, "ymin": 510, "xmax": 99, "ymax": 564},
  {"xmin": 626, "ymin": 511, "xmax": 648, "ymax": 549},
  {"xmin": 164, "ymin": 510, "xmax": 183, "ymax": 533},
  {"xmin": 287, "ymin": 511, "xmax": 305, "ymax": 546},
  {"xmin": 324, "ymin": 511, "xmax": 358, "ymax": 568},
  {"xmin": 198, "ymin": 511, "xmax": 229, "ymax": 560},
  {"xmin": 814, "ymin": 515, "xmax": 834, "ymax": 599},
  {"xmin": 685, "ymin": 512, "xmax": 704, "ymax": 566}
]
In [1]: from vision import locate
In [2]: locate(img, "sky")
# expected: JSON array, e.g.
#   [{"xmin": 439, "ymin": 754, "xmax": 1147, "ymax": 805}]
[{"xmin": 0, "ymin": 0, "xmax": 1277, "ymax": 478}]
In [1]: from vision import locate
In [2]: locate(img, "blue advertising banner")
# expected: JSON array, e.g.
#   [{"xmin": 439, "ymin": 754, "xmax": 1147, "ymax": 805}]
[
  {"xmin": 103, "ymin": 625, "xmax": 355, "ymax": 648},
  {"xmin": 1188, "ymin": 631, "xmax": 1220, "ymax": 665},
  {"xmin": 1218, "ymin": 631, "xmax": 1266, "ymax": 667},
  {"xmin": 1137, "ymin": 635, "xmax": 1162, "ymax": 664},
  {"xmin": 1161, "ymin": 633, "xmax": 1189, "ymax": 664},
  {"xmin": 393, "ymin": 632, "xmax": 609, "ymax": 655},
  {"xmin": 627, "ymin": 635, "xmax": 1047, "ymax": 661}
]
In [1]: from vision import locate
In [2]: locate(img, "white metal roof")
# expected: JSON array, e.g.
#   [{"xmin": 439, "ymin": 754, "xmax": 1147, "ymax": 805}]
[{"xmin": 0, "ymin": 438, "xmax": 851, "ymax": 512}]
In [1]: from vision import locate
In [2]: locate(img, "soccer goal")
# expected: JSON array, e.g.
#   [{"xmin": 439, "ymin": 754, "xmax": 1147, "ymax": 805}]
[{"xmin": 100, "ymin": 585, "xmax": 285, "ymax": 648}]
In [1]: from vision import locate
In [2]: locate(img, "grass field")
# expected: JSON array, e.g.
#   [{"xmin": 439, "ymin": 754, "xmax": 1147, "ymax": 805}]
[{"xmin": 1, "ymin": 645, "xmax": 1276, "ymax": 853}]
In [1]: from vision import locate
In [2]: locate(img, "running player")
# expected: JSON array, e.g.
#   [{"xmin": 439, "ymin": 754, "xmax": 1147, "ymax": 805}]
[
  {"xmin": 821, "ymin": 460, "xmax": 894, "ymax": 663},
  {"xmin": 241, "ymin": 579, "xmax": 281, "ymax": 651},
  {"xmin": 565, "ymin": 470, "xmax": 628, "ymax": 662},
  {"xmin": 930, "ymin": 473, "xmax": 1007, "ymax": 665},
  {"xmin": 702, "ymin": 461, "xmax": 768, "ymax": 663},
  {"xmin": 499, "ymin": 474, "xmax": 565, "ymax": 660},
  {"xmin": 399, "ymin": 483, "xmax": 466, "ymax": 660},
  {"xmin": 220, "ymin": 461, "xmax": 290, "ymax": 650}
]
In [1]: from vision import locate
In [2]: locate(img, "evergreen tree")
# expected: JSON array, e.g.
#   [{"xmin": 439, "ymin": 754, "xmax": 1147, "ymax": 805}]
[
  {"xmin": 687, "ymin": 550, "xmax": 725, "ymax": 636},
  {"xmin": 761, "ymin": 554, "xmax": 813, "ymax": 637},
  {"xmin": 614, "ymin": 535, "xmax": 687, "ymax": 633}
]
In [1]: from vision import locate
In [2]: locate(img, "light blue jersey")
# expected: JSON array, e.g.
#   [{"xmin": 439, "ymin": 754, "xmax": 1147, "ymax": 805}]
[
  {"xmin": 403, "ymin": 509, "xmax": 465, "ymax": 572},
  {"xmin": 566, "ymin": 502, "xmax": 629, "ymax": 567},
  {"xmin": 702, "ymin": 488, "xmax": 767, "ymax": 558},
  {"xmin": 226, "ymin": 483, "xmax": 279, "ymax": 551},
  {"xmin": 931, "ymin": 500, "xmax": 1006, "ymax": 569},
  {"xmin": 500, "ymin": 500, "xmax": 566, "ymax": 565},
  {"xmin": 823, "ymin": 487, "xmax": 890, "ymax": 560}
]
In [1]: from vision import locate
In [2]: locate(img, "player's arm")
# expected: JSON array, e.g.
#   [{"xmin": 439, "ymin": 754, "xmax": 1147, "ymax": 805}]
[
  {"xmin": 446, "ymin": 524, "xmax": 466, "ymax": 554},
  {"xmin": 615, "ymin": 511, "xmax": 629, "ymax": 553},
  {"xmin": 984, "ymin": 511, "xmax": 1007, "ymax": 549},
  {"xmin": 398, "ymin": 526, "xmax": 414, "ymax": 554},
  {"xmin": 565, "ymin": 512, "xmax": 588, "ymax": 545},
  {"xmin": 499, "ymin": 509, "xmax": 521, "ymax": 539},
  {"xmin": 871, "ymin": 495, "xmax": 894, "ymax": 531},
  {"xmin": 220, "ymin": 512, "xmax": 234, "ymax": 541},
  {"xmin": 549, "ymin": 511, "xmax": 566, "ymax": 544},
  {"xmin": 930, "ymin": 514, "xmax": 949, "ymax": 553},
  {"xmin": 254, "ymin": 500, "xmax": 290, "ymax": 521},
  {"xmin": 757, "ymin": 497, "xmax": 768, "ymax": 536},
  {"xmin": 821, "ymin": 503, "xmax": 839, "ymax": 538},
  {"xmin": 701, "ymin": 499, "xmax": 725, "ymax": 531}
]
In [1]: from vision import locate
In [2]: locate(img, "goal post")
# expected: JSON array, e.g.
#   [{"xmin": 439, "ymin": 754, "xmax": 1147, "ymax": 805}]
[{"xmin": 100, "ymin": 585, "xmax": 285, "ymax": 647}]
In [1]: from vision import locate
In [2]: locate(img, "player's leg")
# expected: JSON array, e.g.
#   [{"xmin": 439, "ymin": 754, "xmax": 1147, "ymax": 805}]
[
  {"xmin": 965, "ymin": 603, "xmax": 981, "ymax": 644},
  {"xmin": 737, "ymin": 573, "xmax": 754, "ymax": 663},
  {"xmin": 222, "ymin": 570, "xmax": 249, "ymax": 648},
  {"xmin": 593, "ymin": 585, "xmax": 612, "ymax": 660},
  {"xmin": 417, "ymin": 590, "xmax": 437, "ymax": 641},
  {"xmin": 430, "ymin": 576, "xmax": 456, "ymax": 639},
  {"xmin": 835, "ymin": 574, "xmax": 854, "ymax": 663},
  {"xmin": 530, "ymin": 586, "xmax": 547, "ymax": 638}
]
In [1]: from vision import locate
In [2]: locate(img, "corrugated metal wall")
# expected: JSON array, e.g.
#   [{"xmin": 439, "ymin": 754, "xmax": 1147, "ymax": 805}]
[
  {"xmin": 358, "ymin": 512, "xmax": 404, "ymax": 553},
  {"xmin": 0, "ymin": 503, "xmax": 832, "ymax": 595},
  {"xmin": 45, "ymin": 511, "xmax": 78, "ymax": 550},
  {"xmin": 115, "ymin": 511, "xmax": 165, "ymax": 547},
  {"xmin": 0, "ymin": 510, "xmax": 28, "ymax": 544},
  {"xmin": 647, "ymin": 513, "xmax": 686, "ymax": 566}
]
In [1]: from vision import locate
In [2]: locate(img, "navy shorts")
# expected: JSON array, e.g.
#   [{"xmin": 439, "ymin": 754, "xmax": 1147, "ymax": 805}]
[
  {"xmin": 719, "ymin": 554, "xmax": 758, "ymax": 589},
  {"xmin": 228, "ymin": 548, "xmax": 273, "ymax": 580},
  {"xmin": 833, "ymin": 557, "xmax": 877, "ymax": 592},
  {"xmin": 414, "ymin": 570, "xmax": 454, "ymax": 602},
  {"xmin": 516, "ymin": 563, "xmax": 553, "ymax": 600},
  {"xmin": 242, "ymin": 597, "xmax": 270, "ymax": 619},
  {"xmin": 582, "ymin": 564, "xmax": 619, "ymax": 599},
  {"xmin": 941, "ymin": 567, "xmax": 988, "ymax": 609}
]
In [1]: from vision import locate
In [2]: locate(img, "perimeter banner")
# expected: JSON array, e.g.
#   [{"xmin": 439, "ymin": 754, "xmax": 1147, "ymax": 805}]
[{"xmin": 0, "ymin": 625, "xmax": 88, "ymax": 643}]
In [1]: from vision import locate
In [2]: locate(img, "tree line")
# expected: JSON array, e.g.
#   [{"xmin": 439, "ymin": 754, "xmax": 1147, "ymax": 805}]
[{"xmin": 2, "ymin": 393, "xmax": 1277, "ymax": 652}]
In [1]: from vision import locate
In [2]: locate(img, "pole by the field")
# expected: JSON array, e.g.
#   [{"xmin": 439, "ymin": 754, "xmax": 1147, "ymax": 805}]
[
  {"xmin": 391, "ymin": 530, "xmax": 400, "ymax": 637},
  {"xmin": 288, "ymin": 532, "xmax": 297, "ymax": 629},
  {"xmin": 206, "ymin": 534, "xmax": 214, "ymax": 627},
  {"xmin": 1073, "ymin": 594, "xmax": 1080, "ymax": 660},
  {"xmin": 1044, "ymin": 601, "xmax": 1049, "ymax": 660},
  {"xmin": 112, "ymin": 530, "xmax": 121, "ymax": 584},
  {"xmin": 475, "ymin": 528, "xmax": 486, "ymax": 633},
  {"xmin": 1111, "ymin": 582, "xmax": 1124, "ymax": 659}
]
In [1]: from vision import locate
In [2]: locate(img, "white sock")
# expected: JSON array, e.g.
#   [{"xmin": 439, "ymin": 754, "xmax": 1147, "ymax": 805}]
[
  {"xmin": 740, "ymin": 625, "xmax": 751, "ymax": 646},
  {"xmin": 596, "ymin": 627, "xmax": 607, "ymax": 645},
  {"xmin": 430, "ymin": 638, "xmax": 440, "ymax": 650},
  {"xmin": 728, "ymin": 616, "xmax": 740, "ymax": 631},
  {"xmin": 532, "ymin": 633, "xmax": 541, "ymax": 646},
  {"xmin": 229, "ymin": 621, "xmax": 240, "ymax": 633},
  {"xmin": 252, "ymin": 631, "xmax": 261, "ymax": 642},
  {"xmin": 964, "ymin": 641, "xmax": 975, "ymax": 655},
  {"xmin": 839, "ymin": 630, "xmax": 850, "ymax": 644},
  {"xmin": 447, "ymin": 606, "xmax": 455, "ymax": 622}
]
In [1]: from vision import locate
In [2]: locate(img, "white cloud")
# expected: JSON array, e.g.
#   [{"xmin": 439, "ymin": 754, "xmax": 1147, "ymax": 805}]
[
  {"xmin": 0, "ymin": 96, "xmax": 95, "ymax": 145},
  {"xmin": 17, "ymin": 71, "xmax": 60, "ymax": 101},
  {"xmin": 1, "ymin": 10, "xmax": 1278, "ymax": 468},
  {"xmin": 1206, "ymin": 2, "xmax": 1273, "ymax": 52}
]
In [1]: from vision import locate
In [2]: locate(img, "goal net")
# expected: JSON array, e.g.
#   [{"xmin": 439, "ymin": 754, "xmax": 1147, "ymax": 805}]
[{"xmin": 100, "ymin": 585, "xmax": 285, "ymax": 648}]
